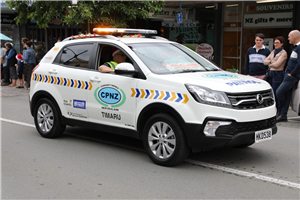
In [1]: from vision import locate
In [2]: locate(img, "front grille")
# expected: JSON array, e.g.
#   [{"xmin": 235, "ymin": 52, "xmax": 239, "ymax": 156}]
[
  {"xmin": 226, "ymin": 89, "xmax": 274, "ymax": 110},
  {"xmin": 216, "ymin": 117, "xmax": 276, "ymax": 137}
]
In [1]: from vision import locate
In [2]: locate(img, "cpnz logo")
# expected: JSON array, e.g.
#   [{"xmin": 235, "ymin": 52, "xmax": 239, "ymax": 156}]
[{"xmin": 94, "ymin": 85, "xmax": 126, "ymax": 107}]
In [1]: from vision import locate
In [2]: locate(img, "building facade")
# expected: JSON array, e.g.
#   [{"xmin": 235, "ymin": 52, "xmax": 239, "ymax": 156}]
[{"xmin": 1, "ymin": 1, "xmax": 300, "ymax": 74}]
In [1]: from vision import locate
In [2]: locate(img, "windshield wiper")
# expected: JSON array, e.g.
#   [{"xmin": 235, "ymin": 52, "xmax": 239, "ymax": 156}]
[{"xmin": 178, "ymin": 69, "xmax": 205, "ymax": 73}]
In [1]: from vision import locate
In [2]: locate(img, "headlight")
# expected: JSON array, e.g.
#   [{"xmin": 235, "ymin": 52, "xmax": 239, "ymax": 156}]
[{"xmin": 185, "ymin": 84, "xmax": 232, "ymax": 108}]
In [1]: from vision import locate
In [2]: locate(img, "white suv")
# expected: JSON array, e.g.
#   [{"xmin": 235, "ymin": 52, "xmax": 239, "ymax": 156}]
[{"xmin": 30, "ymin": 28, "xmax": 277, "ymax": 166}]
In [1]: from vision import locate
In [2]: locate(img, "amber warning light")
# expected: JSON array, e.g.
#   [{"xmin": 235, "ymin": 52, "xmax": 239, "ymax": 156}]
[{"xmin": 93, "ymin": 28, "xmax": 157, "ymax": 35}]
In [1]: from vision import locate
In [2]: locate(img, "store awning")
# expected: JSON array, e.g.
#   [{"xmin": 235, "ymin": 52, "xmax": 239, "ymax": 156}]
[{"xmin": 0, "ymin": 33, "xmax": 13, "ymax": 41}]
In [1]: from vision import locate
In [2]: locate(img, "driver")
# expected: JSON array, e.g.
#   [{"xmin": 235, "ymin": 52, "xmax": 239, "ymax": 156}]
[{"xmin": 98, "ymin": 48, "xmax": 127, "ymax": 73}]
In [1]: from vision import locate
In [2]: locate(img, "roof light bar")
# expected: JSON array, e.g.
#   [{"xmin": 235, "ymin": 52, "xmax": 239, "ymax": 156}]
[{"xmin": 93, "ymin": 28, "xmax": 157, "ymax": 35}]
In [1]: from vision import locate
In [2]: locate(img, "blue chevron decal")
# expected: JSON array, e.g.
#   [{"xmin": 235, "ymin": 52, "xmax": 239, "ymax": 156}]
[
  {"xmin": 64, "ymin": 78, "xmax": 67, "ymax": 86},
  {"xmin": 85, "ymin": 81, "xmax": 88, "ymax": 90},
  {"xmin": 164, "ymin": 91, "xmax": 170, "ymax": 100},
  {"xmin": 39, "ymin": 74, "xmax": 42, "ymax": 82},
  {"xmin": 154, "ymin": 90, "xmax": 159, "ymax": 99},
  {"xmin": 57, "ymin": 77, "xmax": 60, "ymax": 85},
  {"xmin": 175, "ymin": 93, "xmax": 182, "ymax": 102},
  {"xmin": 51, "ymin": 76, "xmax": 54, "ymax": 84},
  {"xmin": 78, "ymin": 80, "xmax": 81, "ymax": 88},
  {"xmin": 145, "ymin": 89, "xmax": 150, "ymax": 99},
  {"xmin": 45, "ymin": 75, "xmax": 48, "ymax": 83},
  {"xmin": 71, "ymin": 79, "xmax": 74, "ymax": 87},
  {"xmin": 135, "ymin": 88, "xmax": 140, "ymax": 98}
]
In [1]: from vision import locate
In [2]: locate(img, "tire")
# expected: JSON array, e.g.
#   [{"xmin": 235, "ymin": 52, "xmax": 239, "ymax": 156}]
[
  {"xmin": 34, "ymin": 98, "xmax": 66, "ymax": 138},
  {"xmin": 143, "ymin": 113, "xmax": 190, "ymax": 166}
]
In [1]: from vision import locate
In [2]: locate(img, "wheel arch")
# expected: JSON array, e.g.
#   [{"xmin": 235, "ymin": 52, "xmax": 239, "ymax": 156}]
[
  {"xmin": 136, "ymin": 103, "xmax": 187, "ymax": 139},
  {"xmin": 30, "ymin": 91, "xmax": 63, "ymax": 121}
]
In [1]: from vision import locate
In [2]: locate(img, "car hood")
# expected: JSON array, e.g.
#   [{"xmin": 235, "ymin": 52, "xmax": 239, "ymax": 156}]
[{"xmin": 160, "ymin": 71, "xmax": 271, "ymax": 93}]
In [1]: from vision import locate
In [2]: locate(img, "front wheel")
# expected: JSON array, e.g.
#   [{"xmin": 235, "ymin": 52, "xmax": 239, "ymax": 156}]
[
  {"xmin": 143, "ymin": 113, "xmax": 190, "ymax": 166},
  {"xmin": 34, "ymin": 98, "xmax": 66, "ymax": 138}
]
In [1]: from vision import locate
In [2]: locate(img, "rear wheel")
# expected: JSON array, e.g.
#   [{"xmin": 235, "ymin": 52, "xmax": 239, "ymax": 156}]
[
  {"xmin": 143, "ymin": 113, "xmax": 190, "ymax": 166},
  {"xmin": 34, "ymin": 98, "xmax": 65, "ymax": 138}
]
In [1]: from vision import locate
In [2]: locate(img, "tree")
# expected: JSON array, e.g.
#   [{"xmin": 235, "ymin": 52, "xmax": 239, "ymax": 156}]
[{"xmin": 6, "ymin": 0, "xmax": 165, "ymax": 29}]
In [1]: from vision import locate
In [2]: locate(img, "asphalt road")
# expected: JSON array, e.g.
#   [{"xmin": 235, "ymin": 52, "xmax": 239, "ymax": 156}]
[{"xmin": 1, "ymin": 86, "xmax": 300, "ymax": 199}]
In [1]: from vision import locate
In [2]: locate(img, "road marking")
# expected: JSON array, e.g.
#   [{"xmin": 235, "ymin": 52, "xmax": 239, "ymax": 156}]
[
  {"xmin": 1, "ymin": 118, "xmax": 300, "ymax": 189},
  {"xmin": 186, "ymin": 159, "xmax": 300, "ymax": 189},
  {"xmin": 0, "ymin": 118, "xmax": 35, "ymax": 128}
]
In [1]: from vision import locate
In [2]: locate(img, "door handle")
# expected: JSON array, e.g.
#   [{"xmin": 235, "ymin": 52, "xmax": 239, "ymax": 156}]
[
  {"xmin": 89, "ymin": 77, "xmax": 101, "ymax": 82},
  {"xmin": 48, "ymin": 69, "xmax": 58, "ymax": 74}
]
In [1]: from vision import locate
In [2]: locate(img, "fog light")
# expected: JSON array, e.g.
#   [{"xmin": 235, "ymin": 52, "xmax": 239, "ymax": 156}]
[{"xmin": 203, "ymin": 121, "xmax": 232, "ymax": 136}]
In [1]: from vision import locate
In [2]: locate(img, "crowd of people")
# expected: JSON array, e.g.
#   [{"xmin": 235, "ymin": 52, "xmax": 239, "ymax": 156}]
[
  {"xmin": 0, "ymin": 37, "xmax": 45, "ymax": 90},
  {"xmin": 244, "ymin": 30, "xmax": 300, "ymax": 122}
]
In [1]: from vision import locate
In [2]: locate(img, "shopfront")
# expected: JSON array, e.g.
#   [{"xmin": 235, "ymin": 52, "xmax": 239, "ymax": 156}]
[{"xmin": 1, "ymin": 6, "xmax": 21, "ymax": 53}]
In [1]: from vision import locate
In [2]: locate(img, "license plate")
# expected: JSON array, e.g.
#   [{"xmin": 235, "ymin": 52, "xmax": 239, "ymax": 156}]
[{"xmin": 255, "ymin": 128, "xmax": 272, "ymax": 143}]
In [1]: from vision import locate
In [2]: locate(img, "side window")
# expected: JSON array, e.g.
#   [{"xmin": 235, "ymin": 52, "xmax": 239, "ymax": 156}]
[{"xmin": 58, "ymin": 44, "xmax": 94, "ymax": 68}]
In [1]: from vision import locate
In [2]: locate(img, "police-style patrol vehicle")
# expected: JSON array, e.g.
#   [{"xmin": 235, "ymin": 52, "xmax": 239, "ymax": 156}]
[{"xmin": 30, "ymin": 28, "xmax": 277, "ymax": 166}]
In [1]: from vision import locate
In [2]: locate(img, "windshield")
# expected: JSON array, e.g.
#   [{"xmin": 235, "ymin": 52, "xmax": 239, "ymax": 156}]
[{"xmin": 129, "ymin": 43, "xmax": 220, "ymax": 74}]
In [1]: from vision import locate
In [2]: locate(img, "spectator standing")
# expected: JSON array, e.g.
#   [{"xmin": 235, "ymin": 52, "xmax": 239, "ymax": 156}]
[
  {"xmin": 1, "ymin": 43, "xmax": 6, "ymax": 84},
  {"xmin": 276, "ymin": 30, "xmax": 300, "ymax": 122},
  {"xmin": 21, "ymin": 37, "xmax": 28, "ymax": 55},
  {"xmin": 263, "ymin": 36, "xmax": 288, "ymax": 110},
  {"xmin": 5, "ymin": 42, "xmax": 18, "ymax": 87},
  {"xmin": 15, "ymin": 54, "xmax": 24, "ymax": 88},
  {"xmin": 23, "ymin": 41, "xmax": 36, "ymax": 90},
  {"xmin": 1, "ymin": 43, "xmax": 10, "ymax": 86},
  {"xmin": 35, "ymin": 45, "xmax": 45, "ymax": 64},
  {"xmin": 244, "ymin": 33, "xmax": 270, "ymax": 79}
]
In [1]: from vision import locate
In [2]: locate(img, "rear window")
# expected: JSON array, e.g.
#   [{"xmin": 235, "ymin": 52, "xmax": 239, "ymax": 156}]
[{"xmin": 55, "ymin": 44, "xmax": 94, "ymax": 68}]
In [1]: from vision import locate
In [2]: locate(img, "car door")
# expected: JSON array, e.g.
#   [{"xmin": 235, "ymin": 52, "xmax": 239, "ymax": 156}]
[
  {"xmin": 48, "ymin": 43, "xmax": 96, "ymax": 121},
  {"xmin": 86, "ymin": 43, "xmax": 138, "ymax": 131}
]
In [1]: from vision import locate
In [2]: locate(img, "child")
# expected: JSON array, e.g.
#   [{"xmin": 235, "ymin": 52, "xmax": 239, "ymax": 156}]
[{"xmin": 15, "ymin": 54, "xmax": 24, "ymax": 88}]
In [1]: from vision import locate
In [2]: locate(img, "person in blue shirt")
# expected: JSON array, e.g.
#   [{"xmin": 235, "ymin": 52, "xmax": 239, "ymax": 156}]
[
  {"xmin": 276, "ymin": 30, "xmax": 300, "ymax": 122},
  {"xmin": 23, "ymin": 41, "xmax": 36, "ymax": 90},
  {"xmin": 244, "ymin": 33, "xmax": 270, "ymax": 79},
  {"xmin": 5, "ymin": 43, "xmax": 18, "ymax": 87}
]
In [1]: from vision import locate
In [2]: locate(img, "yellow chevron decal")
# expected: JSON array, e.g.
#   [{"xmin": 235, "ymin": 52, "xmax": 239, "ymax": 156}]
[
  {"xmin": 88, "ymin": 82, "xmax": 93, "ymax": 90},
  {"xmin": 47, "ymin": 75, "xmax": 51, "ymax": 83},
  {"xmin": 54, "ymin": 77, "xmax": 58, "ymax": 85},
  {"xmin": 74, "ymin": 80, "xmax": 78, "ymax": 88},
  {"xmin": 41, "ymin": 75, "xmax": 45, "ymax": 82},
  {"xmin": 67, "ymin": 78, "xmax": 71, "ymax": 86},
  {"xmin": 131, "ymin": 88, "xmax": 136, "ymax": 97},
  {"xmin": 182, "ymin": 94, "xmax": 189, "ymax": 104},
  {"xmin": 81, "ymin": 81, "xmax": 85, "ymax": 89},
  {"xmin": 149, "ymin": 90, "xmax": 155, "ymax": 99},
  {"xmin": 140, "ymin": 89, "xmax": 146, "ymax": 98},
  {"xmin": 158, "ymin": 91, "xmax": 165, "ymax": 100},
  {"xmin": 169, "ymin": 92, "xmax": 176, "ymax": 101}
]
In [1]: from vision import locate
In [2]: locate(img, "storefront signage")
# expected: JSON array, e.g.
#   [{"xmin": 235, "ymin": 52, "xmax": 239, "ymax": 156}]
[
  {"xmin": 196, "ymin": 43, "xmax": 214, "ymax": 59},
  {"xmin": 0, "ymin": 14, "xmax": 16, "ymax": 24},
  {"xmin": 244, "ymin": 12, "xmax": 292, "ymax": 28},
  {"xmin": 245, "ymin": 2, "xmax": 293, "ymax": 14},
  {"xmin": 149, "ymin": 8, "xmax": 186, "ymax": 19},
  {"xmin": 170, "ymin": 25, "xmax": 201, "ymax": 43}
]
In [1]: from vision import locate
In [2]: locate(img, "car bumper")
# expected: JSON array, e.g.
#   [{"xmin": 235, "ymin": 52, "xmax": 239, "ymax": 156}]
[{"xmin": 184, "ymin": 116, "xmax": 277, "ymax": 152}]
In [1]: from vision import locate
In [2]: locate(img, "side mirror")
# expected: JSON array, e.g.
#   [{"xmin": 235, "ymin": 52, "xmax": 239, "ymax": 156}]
[{"xmin": 115, "ymin": 63, "xmax": 138, "ymax": 75}]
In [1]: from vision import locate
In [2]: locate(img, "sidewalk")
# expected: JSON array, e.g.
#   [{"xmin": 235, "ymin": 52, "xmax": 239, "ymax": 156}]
[{"xmin": 1, "ymin": 85, "xmax": 29, "ymax": 97}]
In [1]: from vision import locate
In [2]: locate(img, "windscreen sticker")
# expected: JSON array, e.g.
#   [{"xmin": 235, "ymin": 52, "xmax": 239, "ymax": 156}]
[
  {"xmin": 202, "ymin": 73, "xmax": 238, "ymax": 79},
  {"xmin": 226, "ymin": 80, "xmax": 262, "ymax": 86},
  {"xmin": 32, "ymin": 73, "xmax": 93, "ymax": 90},
  {"xmin": 94, "ymin": 84, "xmax": 126, "ymax": 108},
  {"xmin": 131, "ymin": 88, "xmax": 189, "ymax": 104}
]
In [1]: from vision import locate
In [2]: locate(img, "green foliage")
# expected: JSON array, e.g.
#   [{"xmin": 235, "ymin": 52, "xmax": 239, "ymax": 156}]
[{"xmin": 6, "ymin": 0, "xmax": 165, "ymax": 28}]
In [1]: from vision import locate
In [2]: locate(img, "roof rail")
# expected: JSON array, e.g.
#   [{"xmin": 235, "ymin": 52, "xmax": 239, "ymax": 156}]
[{"xmin": 62, "ymin": 34, "xmax": 120, "ymax": 42}]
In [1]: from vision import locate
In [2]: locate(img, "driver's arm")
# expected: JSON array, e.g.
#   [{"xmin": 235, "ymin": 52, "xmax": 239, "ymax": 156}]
[{"xmin": 99, "ymin": 65, "xmax": 114, "ymax": 73}]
